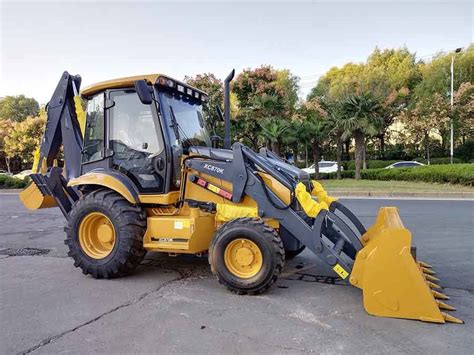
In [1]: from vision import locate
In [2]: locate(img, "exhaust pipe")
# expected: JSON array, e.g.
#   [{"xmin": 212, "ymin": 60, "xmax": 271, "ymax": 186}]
[{"xmin": 223, "ymin": 69, "xmax": 235, "ymax": 149}]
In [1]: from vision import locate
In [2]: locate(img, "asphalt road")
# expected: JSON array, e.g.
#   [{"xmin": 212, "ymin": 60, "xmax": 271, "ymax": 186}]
[{"xmin": 0, "ymin": 193, "xmax": 473, "ymax": 354}]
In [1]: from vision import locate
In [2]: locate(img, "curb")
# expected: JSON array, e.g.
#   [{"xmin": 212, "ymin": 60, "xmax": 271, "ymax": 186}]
[
  {"xmin": 0, "ymin": 189, "xmax": 23, "ymax": 194},
  {"xmin": 328, "ymin": 190, "xmax": 474, "ymax": 199}
]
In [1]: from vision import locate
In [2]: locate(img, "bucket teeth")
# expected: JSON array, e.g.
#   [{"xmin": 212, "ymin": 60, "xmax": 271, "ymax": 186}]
[
  {"xmin": 418, "ymin": 261, "xmax": 433, "ymax": 268},
  {"xmin": 437, "ymin": 301, "xmax": 456, "ymax": 311},
  {"xmin": 432, "ymin": 290, "xmax": 450, "ymax": 300},
  {"xmin": 421, "ymin": 267, "xmax": 436, "ymax": 275},
  {"xmin": 442, "ymin": 312, "xmax": 464, "ymax": 324},
  {"xmin": 423, "ymin": 274, "xmax": 440, "ymax": 282},
  {"xmin": 426, "ymin": 281, "xmax": 441, "ymax": 289}
]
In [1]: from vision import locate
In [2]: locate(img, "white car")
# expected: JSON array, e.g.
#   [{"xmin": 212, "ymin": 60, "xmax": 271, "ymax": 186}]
[
  {"xmin": 13, "ymin": 170, "xmax": 33, "ymax": 180},
  {"xmin": 302, "ymin": 161, "xmax": 341, "ymax": 174},
  {"xmin": 384, "ymin": 161, "xmax": 425, "ymax": 169}
]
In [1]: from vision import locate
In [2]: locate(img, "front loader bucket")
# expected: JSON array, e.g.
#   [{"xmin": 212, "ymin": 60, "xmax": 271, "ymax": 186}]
[{"xmin": 350, "ymin": 207, "xmax": 462, "ymax": 324}]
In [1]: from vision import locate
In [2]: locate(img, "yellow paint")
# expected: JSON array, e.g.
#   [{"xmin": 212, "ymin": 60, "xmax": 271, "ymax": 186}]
[
  {"xmin": 295, "ymin": 182, "xmax": 328, "ymax": 218},
  {"xmin": 32, "ymin": 147, "xmax": 40, "ymax": 173},
  {"xmin": 68, "ymin": 173, "xmax": 137, "ymax": 204},
  {"xmin": 138, "ymin": 191, "xmax": 180, "ymax": 204},
  {"xmin": 143, "ymin": 207, "xmax": 215, "ymax": 253},
  {"xmin": 333, "ymin": 264, "xmax": 349, "ymax": 279},
  {"xmin": 78, "ymin": 212, "xmax": 116, "ymax": 259},
  {"xmin": 224, "ymin": 238, "xmax": 263, "ymax": 278},
  {"xmin": 258, "ymin": 172, "xmax": 291, "ymax": 205},
  {"xmin": 81, "ymin": 73, "xmax": 206, "ymax": 98},
  {"xmin": 207, "ymin": 184, "xmax": 220, "ymax": 194},
  {"xmin": 81, "ymin": 74, "xmax": 161, "ymax": 97},
  {"xmin": 311, "ymin": 180, "xmax": 337, "ymax": 206},
  {"xmin": 19, "ymin": 182, "xmax": 58, "ymax": 210},
  {"xmin": 350, "ymin": 207, "xmax": 457, "ymax": 323},
  {"xmin": 74, "ymin": 95, "xmax": 86, "ymax": 137},
  {"xmin": 215, "ymin": 204, "xmax": 258, "ymax": 222}
]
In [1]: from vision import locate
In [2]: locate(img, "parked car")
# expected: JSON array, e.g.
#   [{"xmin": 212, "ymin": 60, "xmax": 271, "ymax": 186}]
[
  {"xmin": 302, "ymin": 160, "xmax": 342, "ymax": 174},
  {"xmin": 384, "ymin": 161, "xmax": 425, "ymax": 169},
  {"xmin": 0, "ymin": 169, "xmax": 13, "ymax": 176},
  {"xmin": 13, "ymin": 170, "xmax": 33, "ymax": 180}
]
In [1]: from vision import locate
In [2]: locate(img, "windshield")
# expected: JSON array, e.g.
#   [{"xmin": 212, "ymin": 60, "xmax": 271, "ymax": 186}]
[{"xmin": 159, "ymin": 91, "xmax": 211, "ymax": 148}]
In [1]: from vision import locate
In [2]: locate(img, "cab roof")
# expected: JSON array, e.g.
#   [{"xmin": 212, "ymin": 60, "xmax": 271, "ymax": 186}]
[{"xmin": 80, "ymin": 74, "xmax": 207, "ymax": 98}]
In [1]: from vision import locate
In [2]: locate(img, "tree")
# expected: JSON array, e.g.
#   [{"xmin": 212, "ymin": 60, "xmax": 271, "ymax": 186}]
[
  {"xmin": 0, "ymin": 119, "xmax": 14, "ymax": 172},
  {"xmin": 361, "ymin": 48, "xmax": 421, "ymax": 158},
  {"xmin": 453, "ymin": 82, "xmax": 474, "ymax": 144},
  {"xmin": 260, "ymin": 118, "xmax": 290, "ymax": 155},
  {"xmin": 401, "ymin": 93, "xmax": 450, "ymax": 164},
  {"xmin": 325, "ymin": 102, "xmax": 346, "ymax": 179},
  {"xmin": 232, "ymin": 66, "xmax": 299, "ymax": 150},
  {"xmin": 0, "ymin": 95, "xmax": 40, "ymax": 122},
  {"xmin": 184, "ymin": 73, "xmax": 224, "ymax": 129},
  {"xmin": 340, "ymin": 93, "xmax": 382, "ymax": 179},
  {"xmin": 412, "ymin": 45, "xmax": 474, "ymax": 152},
  {"xmin": 297, "ymin": 98, "xmax": 329, "ymax": 178},
  {"xmin": 4, "ymin": 111, "xmax": 46, "ymax": 168}
]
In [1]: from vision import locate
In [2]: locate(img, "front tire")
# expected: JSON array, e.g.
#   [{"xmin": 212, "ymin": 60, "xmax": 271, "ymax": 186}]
[
  {"xmin": 65, "ymin": 189, "xmax": 146, "ymax": 279},
  {"xmin": 209, "ymin": 218, "xmax": 285, "ymax": 295}
]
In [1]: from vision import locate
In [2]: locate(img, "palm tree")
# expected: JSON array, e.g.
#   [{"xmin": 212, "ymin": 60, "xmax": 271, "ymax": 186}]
[
  {"xmin": 252, "ymin": 94, "xmax": 290, "ymax": 155},
  {"xmin": 326, "ymin": 103, "xmax": 346, "ymax": 180},
  {"xmin": 260, "ymin": 117, "xmax": 290, "ymax": 155},
  {"xmin": 301, "ymin": 116, "xmax": 329, "ymax": 179},
  {"xmin": 340, "ymin": 93, "xmax": 382, "ymax": 179}
]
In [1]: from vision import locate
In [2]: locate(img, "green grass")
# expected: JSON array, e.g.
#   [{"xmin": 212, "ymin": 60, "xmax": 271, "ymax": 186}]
[{"xmin": 321, "ymin": 179, "xmax": 474, "ymax": 193}]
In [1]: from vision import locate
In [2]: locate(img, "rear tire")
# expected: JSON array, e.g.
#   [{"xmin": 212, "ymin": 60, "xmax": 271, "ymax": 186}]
[
  {"xmin": 209, "ymin": 218, "xmax": 285, "ymax": 295},
  {"xmin": 65, "ymin": 189, "xmax": 146, "ymax": 279}
]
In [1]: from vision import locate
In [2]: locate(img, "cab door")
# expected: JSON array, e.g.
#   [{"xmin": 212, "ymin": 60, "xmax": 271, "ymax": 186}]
[
  {"xmin": 81, "ymin": 92, "xmax": 108, "ymax": 173},
  {"xmin": 108, "ymin": 89, "xmax": 167, "ymax": 193}
]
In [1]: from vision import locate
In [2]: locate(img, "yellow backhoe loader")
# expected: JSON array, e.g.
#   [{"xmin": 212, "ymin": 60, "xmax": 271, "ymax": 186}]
[{"xmin": 20, "ymin": 71, "xmax": 462, "ymax": 324}]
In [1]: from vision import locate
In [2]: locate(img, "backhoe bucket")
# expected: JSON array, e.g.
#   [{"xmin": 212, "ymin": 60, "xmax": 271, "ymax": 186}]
[
  {"xmin": 349, "ymin": 207, "xmax": 462, "ymax": 324},
  {"xmin": 19, "ymin": 182, "xmax": 57, "ymax": 210}
]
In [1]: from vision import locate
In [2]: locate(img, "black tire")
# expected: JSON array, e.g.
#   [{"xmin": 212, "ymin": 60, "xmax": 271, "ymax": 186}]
[
  {"xmin": 208, "ymin": 218, "xmax": 285, "ymax": 295},
  {"xmin": 65, "ymin": 189, "xmax": 146, "ymax": 279},
  {"xmin": 285, "ymin": 245, "xmax": 306, "ymax": 260}
]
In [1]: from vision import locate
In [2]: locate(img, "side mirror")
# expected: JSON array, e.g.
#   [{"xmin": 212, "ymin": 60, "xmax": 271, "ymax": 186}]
[
  {"xmin": 134, "ymin": 80, "xmax": 152, "ymax": 105},
  {"xmin": 210, "ymin": 135, "xmax": 222, "ymax": 149}
]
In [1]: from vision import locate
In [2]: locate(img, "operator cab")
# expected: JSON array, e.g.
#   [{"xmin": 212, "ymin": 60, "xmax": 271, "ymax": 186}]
[{"xmin": 80, "ymin": 74, "xmax": 211, "ymax": 194}]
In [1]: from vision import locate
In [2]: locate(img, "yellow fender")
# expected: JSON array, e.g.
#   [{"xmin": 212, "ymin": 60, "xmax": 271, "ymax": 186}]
[{"xmin": 68, "ymin": 172, "xmax": 138, "ymax": 204}]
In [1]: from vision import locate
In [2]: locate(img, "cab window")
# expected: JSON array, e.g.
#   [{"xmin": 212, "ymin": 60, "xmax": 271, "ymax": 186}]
[
  {"xmin": 109, "ymin": 90, "xmax": 163, "ymax": 192},
  {"xmin": 82, "ymin": 93, "xmax": 104, "ymax": 163}
]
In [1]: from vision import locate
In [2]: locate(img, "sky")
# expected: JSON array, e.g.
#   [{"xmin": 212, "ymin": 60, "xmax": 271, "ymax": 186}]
[{"xmin": 0, "ymin": 0, "xmax": 472, "ymax": 104}]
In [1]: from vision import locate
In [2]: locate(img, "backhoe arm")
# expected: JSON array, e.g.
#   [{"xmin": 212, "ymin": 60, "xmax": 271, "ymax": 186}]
[
  {"xmin": 36, "ymin": 71, "xmax": 84, "ymax": 180},
  {"xmin": 20, "ymin": 71, "xmax": 83, "ymax": 216}
]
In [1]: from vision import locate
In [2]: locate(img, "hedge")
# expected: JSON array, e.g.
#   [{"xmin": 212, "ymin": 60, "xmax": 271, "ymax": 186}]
[
  {"xmin": 0, "ymin": 175, "xmax": 29, "ymax": 189},
  {"xmin": 342, "ymin": 158, "xmax": 463, "ymax": 170},
  {"xmin": 416, "ymin": 157, "xmax": 463, "ymax": 165},
  {"xmin": 315, "ymin": 164, "xmax": 474, "ymax": 186}
]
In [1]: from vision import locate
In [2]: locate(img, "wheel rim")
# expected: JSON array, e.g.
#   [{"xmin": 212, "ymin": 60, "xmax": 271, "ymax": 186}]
[
  {"xmin": 224, "ymin": 238, "xmax": 263, "ymax": 278},
  {"xmin": 79, "ymin": 212, "xmax": 116, "ymax": 259}
]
